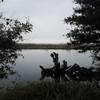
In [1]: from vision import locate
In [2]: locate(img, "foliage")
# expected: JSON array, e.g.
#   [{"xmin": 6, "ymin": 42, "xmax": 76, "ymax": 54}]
[
  {"xmin": 0, "ymin": 17, "xmax": 33, "ymax": 49},
  {"xmin": 0, "ymin": 0, "xmax": 33, "ymax": 78},
  {"xmin": 0, "ymin": 49, "xmax": 21, "ymax": 79},
  {"xmin": 0, "ymin": 0, "xmax": 32, "ymax": 48},
  {"xmin": 64, "ymin": 0, "xmax": 100, "ymax": 44}
]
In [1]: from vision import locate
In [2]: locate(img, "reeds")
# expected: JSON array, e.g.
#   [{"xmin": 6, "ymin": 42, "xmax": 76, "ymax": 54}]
[{"xmin": 0, "ymin": 81, "xmax": 100, "ymax": 100}]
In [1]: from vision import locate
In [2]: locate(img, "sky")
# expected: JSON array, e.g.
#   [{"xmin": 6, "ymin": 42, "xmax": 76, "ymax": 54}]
[{"xmin": 0, "ymin": 0, "xmax": 74, "ymax": 44}]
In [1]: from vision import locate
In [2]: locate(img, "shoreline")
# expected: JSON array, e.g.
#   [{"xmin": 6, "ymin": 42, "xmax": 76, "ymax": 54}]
[
  {"xmin": 0, "ymin": 81, "xmax": 100, "ymax": 100},
  {"xmin": 18, "ymin": 43, "xmax": 79, "ymax": 49}
]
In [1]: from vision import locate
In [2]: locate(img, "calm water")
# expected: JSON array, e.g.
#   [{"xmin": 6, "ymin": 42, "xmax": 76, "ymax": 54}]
[{"xmin": 0, "ymin": 49, "xmax": 93, "ymax": 87}]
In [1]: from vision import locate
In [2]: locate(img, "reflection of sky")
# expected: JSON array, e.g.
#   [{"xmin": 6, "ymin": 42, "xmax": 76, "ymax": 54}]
[
  {"xmin": 0, "ymin": 0, "xmax": 74, "ymax": 43},
  {"xmin": 14, "ymin": 50, "xmax": 92, "ymax": 81},
  {"xmin": 0, "ymin": 50, "xmax": 92, "ymax": 84}
]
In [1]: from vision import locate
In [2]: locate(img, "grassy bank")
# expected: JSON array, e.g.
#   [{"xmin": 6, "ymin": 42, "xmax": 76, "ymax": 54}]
[{"xmin": 0, "ymin": 81, "xmax": 100, "ymax": 100}]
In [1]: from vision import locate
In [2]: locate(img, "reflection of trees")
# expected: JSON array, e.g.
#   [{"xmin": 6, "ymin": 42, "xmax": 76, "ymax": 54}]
[
  {"xmin": 0, "ymin": 48, "xmax": 19, "ymax": 79},
  {"xmin": 0, "ymin": 1, "xmax": 32, "ymax": 79}
]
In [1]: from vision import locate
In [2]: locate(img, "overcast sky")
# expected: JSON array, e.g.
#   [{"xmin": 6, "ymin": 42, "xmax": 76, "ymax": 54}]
[{"xmin": 0, "ymin": 0, "xmax": 74, "ymax": 44}]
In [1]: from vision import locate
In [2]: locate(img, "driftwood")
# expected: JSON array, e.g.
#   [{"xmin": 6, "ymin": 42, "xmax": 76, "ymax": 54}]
[{"xmin": 40, "ymin": 52, "xmax": 100, "ymax": 82}]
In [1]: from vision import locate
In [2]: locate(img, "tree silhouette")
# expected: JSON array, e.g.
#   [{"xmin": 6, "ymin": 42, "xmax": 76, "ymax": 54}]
[
  {"xmin": 0, "ymin": 1, "xmax": 33, "ymax": 79},
  {"xmin": 0, "ymin": 17, "xmax": 32, "ymax": 49},
  {"xmin": 64, "ymin": 0, "xmax": 100, "ymax": 44},
  {"xmin": 0, "ymin": 1, "xmax": 33, "ymax": 48}
]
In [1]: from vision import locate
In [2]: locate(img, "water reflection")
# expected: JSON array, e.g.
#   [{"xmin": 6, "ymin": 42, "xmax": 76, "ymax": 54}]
[
  {"xmin": 40, "ymin": 52, "xmax": 100, "ymax": 82},
  {"xmin": 0, "ymin": 49, "xmax": 95, "ymax": 82},
  {"xmin": 0, "ymin": 48, "xmax": 20, "ymax": 79}
]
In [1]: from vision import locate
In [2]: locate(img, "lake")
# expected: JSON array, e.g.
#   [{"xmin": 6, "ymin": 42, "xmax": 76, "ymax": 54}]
[{"xmin": 0, "ymin": 49, "xmax": 93, "ymax": 87}]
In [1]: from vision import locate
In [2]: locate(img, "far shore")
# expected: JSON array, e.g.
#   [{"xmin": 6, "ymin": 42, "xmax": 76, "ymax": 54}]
[{"xmin": 18, "ymin": 43, "xmax": 79, "ymax": 49}]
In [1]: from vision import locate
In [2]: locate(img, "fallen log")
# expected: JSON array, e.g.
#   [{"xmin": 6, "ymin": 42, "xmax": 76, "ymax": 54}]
[{"xmin": 39, "ymin": 52, "xmax": 97, "ymax": 82}]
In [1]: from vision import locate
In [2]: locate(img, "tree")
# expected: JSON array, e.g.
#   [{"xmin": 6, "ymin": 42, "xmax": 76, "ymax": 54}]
[
  {"xmin": 0, "ymin": 17, "xmax": 33, "ymax": 79},
  {"xmin": 0, "ymin": 0, "xmax": 33, "ymax": 78},
  {"xmin": 0, "ymin": 0, "xmax": 33, "ymax": 49},
  {"xmin": 64, "ymin": 0, "xmax": 100, "ymax": 44},
  {"xmin": 0, "ymin": 17, "xmax": 32, "ymax": 49}
]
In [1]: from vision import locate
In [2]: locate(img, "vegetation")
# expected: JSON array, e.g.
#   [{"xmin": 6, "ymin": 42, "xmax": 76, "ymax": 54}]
[
  {"xmin": 64, "ymin": 0, "xmax": 100, "ymax": 44},
  {"xmin": 0, "ymin": 0, "xmax": 32, "ymax": 48},
  {"xmin": 0, "ymin": 0, "xmax": 33, "ymax": 79},
  {"xmin": 0, "ymin": 81, "xmax": 100, "ymax": 100},
  {"xmin": 64, "ymin": 0, "xmax": 100, "ymax": 63},
  {"xmin": 0, "ymin": 1, "xmax": 100, "ymax": 100},
  {"xmin": 0, "ymin": 17, "xmax": 32, "ymax": 49},
  {"xmin": 18, "ymin": 43, "xmax": 79, "ymax": 49}
]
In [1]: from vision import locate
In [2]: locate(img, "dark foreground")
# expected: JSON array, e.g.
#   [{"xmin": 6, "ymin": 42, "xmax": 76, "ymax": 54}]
[{"xmin": 0, "ymin": 81, "xmax": 100, "ymax": 100}]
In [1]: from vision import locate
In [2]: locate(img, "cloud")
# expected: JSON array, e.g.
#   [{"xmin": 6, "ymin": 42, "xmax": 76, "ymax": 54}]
[{"xmin": 1, "ymin": 0, "xmax": 74, "ymax": 43}]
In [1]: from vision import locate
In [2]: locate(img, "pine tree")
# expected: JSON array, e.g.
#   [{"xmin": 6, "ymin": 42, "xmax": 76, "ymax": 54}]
[{"xmin": 65, "ymin": 0, "xmax": 100, "ymax": 44}]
